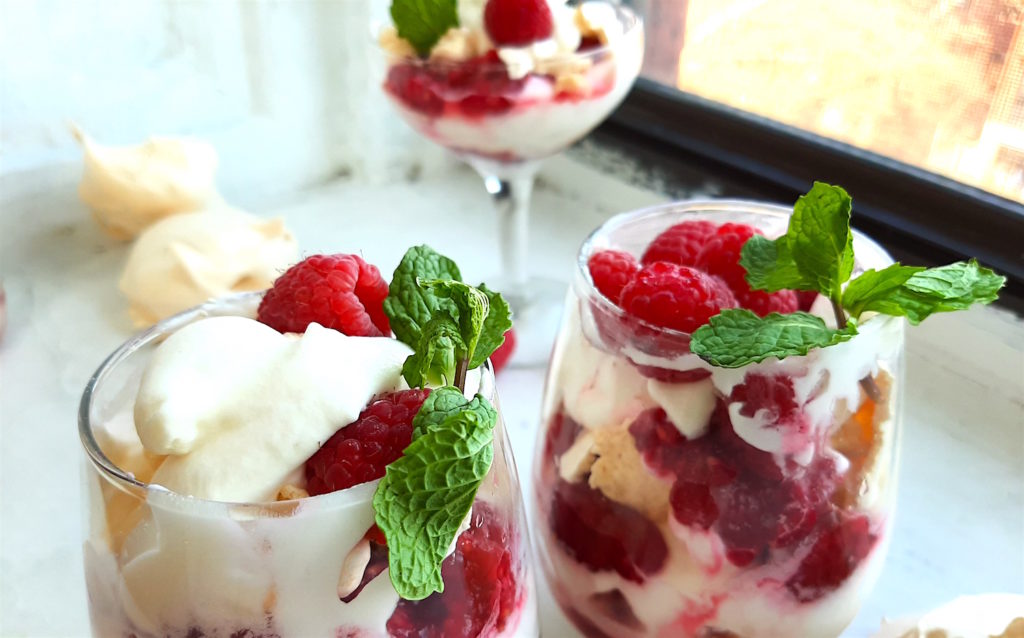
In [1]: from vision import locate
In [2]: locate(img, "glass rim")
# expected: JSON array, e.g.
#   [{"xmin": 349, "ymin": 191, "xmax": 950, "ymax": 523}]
[
  {"xmin": 575, "ymin": 198, "xmax": 897, "ymax": 340},
  {"xmin": 375, "ymin": 3, "xmax": 643, "ymax": 69},
  {"xmin": 77, "ymin": 291, "xmax": 497, "ymax": 509}
]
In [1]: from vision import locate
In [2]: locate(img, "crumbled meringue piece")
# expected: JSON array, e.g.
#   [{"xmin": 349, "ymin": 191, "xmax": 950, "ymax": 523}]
[
  {"xmin": 118, "ymin": 206, "xmax": 298, "ymax": 326},
  {"xmin": 431, "ymin": 27, "xmax": 492, "ymax": 61},
  {"xmin": 575, "ymin": 2, "xmax": 623, "ymax": 44},
  {"xmin": 378, "ymin": 26, "xmax": 417, "ymax": 58},
  {"xmin": 588, "ymin": 422, "xmax": 671, "ymax": 521},
  {"xmin": 73, "ymin": 126, "xmax": 219, "ymax": 240}
]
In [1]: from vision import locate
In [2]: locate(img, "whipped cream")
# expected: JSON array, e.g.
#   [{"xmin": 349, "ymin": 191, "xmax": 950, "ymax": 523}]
[
  {"xmin": 495, "ymin": 1, "xmax": 582, "ymax": 80},
  {"xmin": 119, "ymin": 206, "xmax": 298, "ymax": 326},
  {"xmin": 135, "ymin": 317, "xmax": 412, "ymax": 502},
  {"xmin": 74, "ymin": 127, "xmax": 219, "ymax": 239}
]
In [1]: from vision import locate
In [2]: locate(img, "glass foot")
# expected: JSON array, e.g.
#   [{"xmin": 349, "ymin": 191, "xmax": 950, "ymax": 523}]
[{"xmin": 494, "ymin": 276, "xmax": 567, "ymax": 369}]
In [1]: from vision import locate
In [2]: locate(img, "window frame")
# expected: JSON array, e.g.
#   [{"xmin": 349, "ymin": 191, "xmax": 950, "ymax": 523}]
[{"xmin": 596, "ymin": 78, "xmax": 1024, "ymax": 311}]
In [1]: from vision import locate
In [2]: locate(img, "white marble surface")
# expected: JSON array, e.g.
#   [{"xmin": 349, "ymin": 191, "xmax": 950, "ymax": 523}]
[{"xmin": 1, "ymin": 154, "xmax": 1022, "ymax": 637}]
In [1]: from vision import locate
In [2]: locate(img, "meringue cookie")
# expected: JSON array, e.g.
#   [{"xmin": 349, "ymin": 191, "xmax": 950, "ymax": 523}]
[
  {"xmin": 74, "ymin": 127, "xmax": 219, "ymax": 239},
  {"xmin": 872, "ymin": 594, "xmax": 1024, "ymax": 637},
  {"xmin": 118, "ymin": 206, "xmax": 298, "ymax": 326}
]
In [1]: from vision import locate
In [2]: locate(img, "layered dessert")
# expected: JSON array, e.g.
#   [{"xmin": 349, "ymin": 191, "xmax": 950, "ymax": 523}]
[
  {"xmin": 378, "ymin": 0, "xmax": 643, "ymax": 163},
  {"xmin": 82, "ymin": 248, "xmax": 536, "ymax": 637},
  {"xmin": 532, "ymin": 185, "xmax": 1004, "ymax": 637}
]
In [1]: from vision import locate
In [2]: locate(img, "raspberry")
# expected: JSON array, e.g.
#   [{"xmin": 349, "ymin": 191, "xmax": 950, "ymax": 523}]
[
  {"xmin": 629, "ymin": 408, "xmax": 736, "ymax": 486},
  {"xmin": 669, "ymin": 481, "xmax": 718, "ymax": 530},
  {"xmin": 544, "ymin": 410, "xmax": 583, "ymax": 459},
  {"xmin": 387, "ymin": 503, "xmax": 520, "ymax": 637},
  {"xmin": 588, "ymin": 249, "xmax": 640, "ymax": 304},
  {"xmin": 710, "ymin": 400, "xmax": 785, "ymax": 482},
  {"xmin": 489, "ymin": 328, "xmax": 516, "ymax": 373},
  {"xmin": 305, "ymin": 389, "xmax": 430, "ymax": 494},
  {"xmin": 258, "ymin": 254, "xmax": 390, "ymax": 337},
  {"xmin": 484, "ymin": 0, "xmax": 554, "ymax": 46},
  {"xmin": 385, "ymin": 63, "xmax": 445, "ymax": 116},
  {"xmin": 694, "ymin": 223, "xmax": 799, "ymax": 317},
  {"xmin": 796, "ymin": 290, "xmax": 819, "ymax": 312},
  {"xmin": 619, "ymin": 263, "xmax": 738, "ymax": 333},
  {"xmin": 550, "ymin": 479, "xmax": 668, "ymax": 583},
  {"xmin": 641, "ymin": 220, "xmax": 718, "ymax": 267},
  {"xmin": 786, "ymin": 515, "xmax": 876, "ymax": 602}
]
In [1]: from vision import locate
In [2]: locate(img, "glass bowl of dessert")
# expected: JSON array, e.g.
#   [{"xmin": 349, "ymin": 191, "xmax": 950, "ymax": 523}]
[
  {"xmin": 533, "ymin": 196, "xmax": 907, "ymax": 637},
  {"xmin": 80, "ymin": 248, "xmax": 537, "ymax": 637},
  {"xmin": 377, "ymin": 0, "xmax": 643, "ymax": 366}
]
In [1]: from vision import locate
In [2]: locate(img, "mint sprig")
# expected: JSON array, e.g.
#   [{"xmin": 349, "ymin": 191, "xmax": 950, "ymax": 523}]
[
  {"xmin": 376, "ymin": 245, "xmax": 511, "ymax": 601},
  {"xmin": 692, "ymin": 182, "xmax": 1006, "ymax": 368},
  {"xmin": 690, "ymin": 310, "xmax": 858, "ymax": 368},
  {"xmin": 390, "ymin": 0, "xmax": 459, "ymax": 57},
  {"xmin": 373, "ymin": 406, "xmax": 495, "ymax": 600}
]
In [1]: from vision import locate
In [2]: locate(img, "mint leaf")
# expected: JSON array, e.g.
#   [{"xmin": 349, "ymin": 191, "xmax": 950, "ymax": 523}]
[
  {"xmin": 690, "ymin": 309, "xmax": 858, "ymax": 368},
  {"xmin": 374, "ymin": 406, "xmax": 496, "ymax": 600},
  {"xmin": 390, "ymin": 0, "xmax": 458, "ymax": 57},
  {"xmin": 841, "ymin": 264, "xmax": 925, "ymax": 318},
  {"xmin": 384, "ymin": 246, "xmax": 461, "ymax": 347},
  {"xmin": 411, "ymin": 386, "xmax": 497, "ymax": 439},
  {"xmin": 843, "ymin": 260, "xmax": 1005, "ymax": 325},
  {"xmin": 470, "ymin": 284, "xmax": 512, "ymax": 368},
  {"xmin": 788, "ymin": 182, "xmax": 854, "ymax": 297},
  {"xmin": 741, "ymin": 234, "xmax": 812, "ymax": 292},
  {"xmin": 419, "ymin": 279, "xmax": 488, "ymax": 363},
  {"xmin": 402, "ymin": 316, "xmax": 464, "ymax": 388}
]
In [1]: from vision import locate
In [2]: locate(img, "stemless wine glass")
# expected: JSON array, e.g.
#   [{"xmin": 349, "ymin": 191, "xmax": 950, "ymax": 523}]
[
  {"xmin": 378, "ymin": 4, "xmax": 644, "ymax": 365},
  {"xmin": 531, "ymin": 201, "xmax": 905, "ymax": 637},
  {"xmin": 80, "ymin": 293, "xmax": 538, "ymax": 638}
]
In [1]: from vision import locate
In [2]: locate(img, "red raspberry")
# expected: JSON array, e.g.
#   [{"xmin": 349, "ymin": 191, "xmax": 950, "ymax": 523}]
[
  {"xmin": 641, "ymin": 220, "xmax": 718, "ymax": 267},
  {"xmin": 669, "ymin": 481, "xmax": 719, "ymax": 530},
  {"xmin": 305, "ymin": 389, "xmax": 430, "ymax": 494},
  {"xmin": 387, "ymin": 503, "xmax": 520, "ymax": 637},
  {"xmin": 258, "ymin": 254, "xmax": 390, "ymax": 337},
  {"xmin": 629, "ymin": 408, "xmax": 737, "ymax": 487},
  {"xmin": 550, "ymin": 479, "xmax": 668, "ymax": 583},
  {"xmin": 490, "ymin": 328, "xmax": 516, "ymax": 373},
  {"xmin": 484, "ymin": 0, "xmax": 554, "ymax": 46},
  {"xmin": 796, "ymin": 290, "xmax": 819, "ymax": 312},
  {"xmin": 588, "ymin": 249, "xmax": 640, "ymax": 304},
  {"xmin": 544, "ymin": 410, "xmax": 583, "ymax": 459},
  {"xmin": 694, "ymin": 223, "xmax": 799, "ymax": 317},
  {"xmin": 619, "ymin": 263, "xmax": 738, "ymax": 333},
  {"xmin": 385, "ymin": 63, "xmax": 445, "ymax": 116},
  {"xmin": 709, "ymin": 400, "xmax": 785, "ymax": 482},
  {"xmin": 786, "ymin": 515, "xmax": 876, "ymax": 602}
]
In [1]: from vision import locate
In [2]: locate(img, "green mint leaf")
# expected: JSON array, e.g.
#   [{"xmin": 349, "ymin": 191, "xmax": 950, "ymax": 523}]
[
  {"xmin": 788, "ymin": 182, "xmax": 855, "ymax": 297},
  {"xmin": 384, "ymin": 246, "xmax": 462, "ymax": 347},
  {"xmin": 402, "ymin": 316, "xmax": 464, "ymax": 388},
  {"xmin": 373, "ymin": 405, "xmax": 496, "ymax": 600},
  {"xmin": 419, "ymin": 279, "xmax": 488, "ymax": 363},
  {"xmin": 740, "ymin": 234, "xmax": 813, "ymax": 292},
  {"xmin": 411, "ymin": 386, "xmax": 497, "ymax": 439},
  {"xmin": 690, "ymin": 309, "xmax": 858, "ymax": 368},
  {"xmin": 842, "ymin": 260, "xmax": 1005, "ymax": 325},
  {"xmin": 390, "ymin": 0, "xmax": 458, "ymax": 57},
  {"xmin": 470, "ymin": 284, "xmax": 512, "ymax": 368},
  {"xmin": 841, "ymin": 264, "xmax": 926, "ymax": 318}
]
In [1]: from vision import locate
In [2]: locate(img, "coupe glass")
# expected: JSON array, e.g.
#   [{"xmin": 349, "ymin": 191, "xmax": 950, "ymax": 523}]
[
  {"xmin": 379, "ymin": 4, "xmax": 644, "ymax": 365},
  {"xmin": 80, "ymin": 293, "xmax": 538, "ymax": 638},
  {"xmin": 531, "ymin": 201, "xmax": 905, "ymax": 637}
]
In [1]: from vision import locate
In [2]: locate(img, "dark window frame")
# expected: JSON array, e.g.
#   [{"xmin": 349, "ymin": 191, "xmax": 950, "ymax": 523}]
[{"xmin": 594, "ymin": 78, "xmax": 1024, "ymax": 312}]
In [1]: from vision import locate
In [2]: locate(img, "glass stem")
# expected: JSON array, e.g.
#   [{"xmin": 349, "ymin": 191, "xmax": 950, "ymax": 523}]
[{"xmin": 484, "ymin": 174, "xmax": 534, "ymax": 291}]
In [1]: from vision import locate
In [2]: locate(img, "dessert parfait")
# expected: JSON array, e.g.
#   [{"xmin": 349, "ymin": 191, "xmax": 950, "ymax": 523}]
[
  {"xmin": 532, "ymin": 184, "xmax": 1005, "ymax": 637},
  {"xmin": 80, "ymin": 247, "xmax": 537, "ymax": 637},
  {"xmin": 379, "ymin": 0, "xmax": 643, "ymax": 166}
]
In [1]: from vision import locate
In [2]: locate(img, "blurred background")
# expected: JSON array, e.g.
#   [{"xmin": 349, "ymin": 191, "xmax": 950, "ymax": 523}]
[{"xmin": 2, "ymin": 0, "xmax": 1022, "ymax": 201}]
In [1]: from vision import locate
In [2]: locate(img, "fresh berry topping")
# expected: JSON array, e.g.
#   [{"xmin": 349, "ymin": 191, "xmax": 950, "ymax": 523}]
[
  {"xmin": 305, "ymin": 389, "xmax": 430, "ymax": 495},
  {"xmin": 484, "ymin": 0, "xmax": 554, "ymax": 46},
  {"xmin": 258, "ymin": 254, "xmax": 390, "ymax": 337},
  {"xmin": 550, "ymin": 479, "xmax": 668, "ymax": 583},
  {"xmin": 694, "ymin": 223, "xmax": 799, "ymax": 317},
  {"xmin": 490, "ymin": 327, "xmax": 516, "ymax": 373},
  {"xmin": 619, "ymin": 262, "xmax": 738, "ymax": 333},
  {"xmin": 387, "ymin": 503, "xmax": 520, "ymax": 637},
  {"xmin": 786, "ymin": 515, "xmax": 875, "ymax": 602},
  {"xmin": 588, "ymin": 249, "xmax": 640, "ymax": 304},
  {"xmin": 796, "ymin": 290, "xmax": 819, "ymax": 312},
  {"xmin": 641, "ymin": 220, "xmax": 718, "ymax": 267},
  {"xmin": 669, "ymin": 481, "xmax": 718, "ymax": 530}
]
